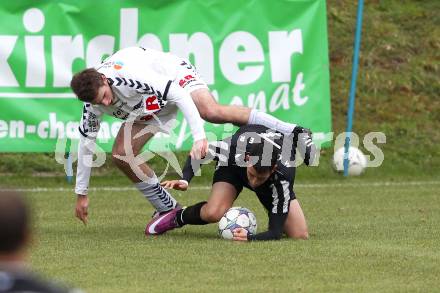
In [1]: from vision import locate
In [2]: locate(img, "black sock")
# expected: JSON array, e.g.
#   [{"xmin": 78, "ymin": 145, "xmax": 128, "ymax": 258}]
[{"xmin": 176, "ymin": 201, "xmax": 208, "ymax": 226}]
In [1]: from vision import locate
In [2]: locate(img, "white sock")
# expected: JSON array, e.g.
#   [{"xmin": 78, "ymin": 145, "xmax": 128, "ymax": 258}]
[
  {"xmin": 248, "ymin": 109, "xmax": 296, "ymax": 134},
  {"xmin": 135, "ymin": 175, "xmax": 177, "ymax": 213}
]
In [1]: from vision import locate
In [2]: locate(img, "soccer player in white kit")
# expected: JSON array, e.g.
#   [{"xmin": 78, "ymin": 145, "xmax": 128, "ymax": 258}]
[{"xmin": 70, "ymin": 47, "xmax": 303, "ymax": 226}]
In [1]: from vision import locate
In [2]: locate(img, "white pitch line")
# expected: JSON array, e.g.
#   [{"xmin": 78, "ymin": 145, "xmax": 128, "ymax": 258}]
[{"xmin": 1, "ymin": 180, "xmax": 439, "ymax": 193}]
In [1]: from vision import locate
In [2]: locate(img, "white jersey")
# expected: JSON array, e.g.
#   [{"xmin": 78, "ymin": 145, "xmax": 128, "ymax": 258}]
[{"xmin": 75, "ymin": 47, "xmax": 207, "ymax": 195}]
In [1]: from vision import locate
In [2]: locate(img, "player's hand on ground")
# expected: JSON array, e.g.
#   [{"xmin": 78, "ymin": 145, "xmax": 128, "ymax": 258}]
[
  {"xmin": 75, "ymin": 195, "xmax": 89, "ymax": 225},
  {"xmin": 161, "ymin": 180, "xmax": 188, "ymax": 191},
  {"xmin": 190, "ymin": 138, "xmax": 208, "ymax": 160},
  {"xmin": 232, "ymin": 228, "xmax": 249, "ymax": 241}
]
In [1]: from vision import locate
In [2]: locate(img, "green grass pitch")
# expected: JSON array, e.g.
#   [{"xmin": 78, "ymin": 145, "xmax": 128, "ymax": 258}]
[{"xmin": 16, "ymin": 178, "xmax": 440, "ymax": 292}]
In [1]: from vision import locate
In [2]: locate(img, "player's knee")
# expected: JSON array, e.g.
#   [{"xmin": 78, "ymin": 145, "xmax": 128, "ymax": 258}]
[
  {"xmin": 112, "ymin": 143, "xmax": 142, "ymax": 167},
  {"xmin": 292, "ymin": 230, "xmax": 309, "ymax": 240},
  {"xmin": 203, "ymin": 205, "xmax": 225, "ymax": 223}
]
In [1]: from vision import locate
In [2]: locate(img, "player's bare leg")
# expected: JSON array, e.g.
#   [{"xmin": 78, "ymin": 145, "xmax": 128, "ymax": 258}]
[
  {"xmin": 190, "ymin": 89, "xmax": 297, "ymax": 133},
  {"xmin": 200, "ymin": 182, "xmax": 238, "ymax": 222},
  {"xmin": 112, "ymin": 122, "xmax": 156, "ymax": 182},
  {"xmin": 112, "ymin": 122, "xmax": 179, "ymax": 214},
  {"xmin": 283, "ymin": 199, "xmax": 309, "ymax": 240}
]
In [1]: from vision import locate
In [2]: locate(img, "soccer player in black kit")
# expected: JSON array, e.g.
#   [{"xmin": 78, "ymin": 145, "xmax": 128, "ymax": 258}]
[{"xmin": 146, "ymin": 124, "xmax": 316, "ymax": 241}]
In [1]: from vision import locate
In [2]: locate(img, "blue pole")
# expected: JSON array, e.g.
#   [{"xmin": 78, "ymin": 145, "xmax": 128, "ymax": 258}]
[{"xmin": 344, "ymin": 0, "xmax": 364, "ymax": 176}]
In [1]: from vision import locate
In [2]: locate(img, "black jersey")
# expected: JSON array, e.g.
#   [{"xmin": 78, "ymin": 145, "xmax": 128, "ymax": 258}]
[
  {"xmin": 182, "ymin": 124, "xmax": 298, "ymax": 183},
  {"xmin": 181, "ymin": 124, "xmax": 313, "ymax": 241}
]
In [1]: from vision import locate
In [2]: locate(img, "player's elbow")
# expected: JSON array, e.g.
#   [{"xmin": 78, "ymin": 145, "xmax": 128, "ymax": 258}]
[
  {"xmin": 199, "ymin": 106, "xmax": 225, "ymax": 124},
  {"xmin": 267, "ymin": 229, "xmax": 284, "ymax": 240}
]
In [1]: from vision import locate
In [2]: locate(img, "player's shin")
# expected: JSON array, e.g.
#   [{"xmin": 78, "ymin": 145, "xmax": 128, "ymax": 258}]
[
  {"xmin": 135, "ymin": 175, "xmax": 178, "ymax": 213},
  {"xmin": 177, "ymin": 201, "xmax": 209, "ymax": 226}
]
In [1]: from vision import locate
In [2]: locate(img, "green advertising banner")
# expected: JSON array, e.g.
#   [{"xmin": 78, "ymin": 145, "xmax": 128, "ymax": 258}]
[{"xmin": 0, "ymin": 0, "xmax": 331, "ymax": 152}]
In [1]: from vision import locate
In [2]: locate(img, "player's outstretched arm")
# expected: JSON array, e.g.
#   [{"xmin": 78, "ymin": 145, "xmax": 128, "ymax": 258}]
[
  {"xmin": 74, "ymin": 103, "xmax": 103, "ymax": 225},
  {"xmin": 160, "ymin": 150, "xmax": 210, "ymax": 190},
  {"xmin": 233, "ymin": 213, "xmax": 287, "ymax": 241},
  {"xmin": 162, "ymin": 144, "xmax": 217, "ymax": 191}
]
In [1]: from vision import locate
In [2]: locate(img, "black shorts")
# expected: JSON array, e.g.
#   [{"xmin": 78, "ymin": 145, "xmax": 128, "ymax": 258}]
[
  {"xmin": 212, "ymin": 165, "xmax": 296, "ymax": 214},
  {"xmin": 212, "ymin": 165, "xmax": 246, "ymax": 195}
]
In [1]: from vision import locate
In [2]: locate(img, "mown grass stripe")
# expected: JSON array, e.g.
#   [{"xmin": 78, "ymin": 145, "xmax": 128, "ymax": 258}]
[{"xmin": 2, "ymin": 180, "xmax": 439, "ymax": 192}]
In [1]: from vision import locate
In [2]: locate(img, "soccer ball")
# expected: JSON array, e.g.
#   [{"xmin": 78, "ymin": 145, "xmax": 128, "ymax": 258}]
[
  {"xmin": 332, "ymin": 146, "xmax": 367, "ymax": 176},
  {"xmin": 218, "ymin": 207, "xmax": 257, "ymax": 240}
]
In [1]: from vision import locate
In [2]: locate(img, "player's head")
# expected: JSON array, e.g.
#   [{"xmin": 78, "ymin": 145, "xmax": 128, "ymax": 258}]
[
  {"xmin": 245, "ymin": 141, "xmax": 280, "ymax": 188},
  {"xmin": 0, "ymin": 191, "xmax": 31, "ymax": 256},
  {"xmin": 70, "ymin": 68, "xmax": 113, "ymax": 106}
]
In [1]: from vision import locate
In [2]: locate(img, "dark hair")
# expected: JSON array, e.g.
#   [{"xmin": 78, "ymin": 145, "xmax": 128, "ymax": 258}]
[
  {"xmin": 247, "ymin": 142, "xmax": 280, "ymax": 174},
  {"xmin": 70, "ymin": 68, "xmax": 105, "ymax": 102},
  {"xmin": 0, "ymin": 191, "xmax": 30, "ymax": 253}
]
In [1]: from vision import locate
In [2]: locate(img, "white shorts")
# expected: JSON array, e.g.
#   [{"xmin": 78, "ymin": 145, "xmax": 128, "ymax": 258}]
[{"xmin": 134, "ymin": 103, "xmax": 179, "ymax": 134}]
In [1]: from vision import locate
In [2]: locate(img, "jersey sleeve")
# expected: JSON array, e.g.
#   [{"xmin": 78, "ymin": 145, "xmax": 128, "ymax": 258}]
[
  {"xmin": 181, "ymin": 140, "xmax": 232, "ymax": 183},
  {"xmin": 78, "ymin": 103, "xmax": 103, "ymax": 139},
  {"xmin": 248, "ymin": 176, "xmax": 293, "ymax": 241},
  {"xmin": 290, "ymin": 126, "xmax": 317, "ymax": 166},
  {"xmin": 164, "ymin": 82, "xmax": 206, "ymax": 141},
  {"xmin": 181, "ymin": 155, "xmax": 206, "ymax": 183},
  {"xmin": 247, "ymin": 213, "xmax": 288, "ymax": 241},
  {"xmin": 75, "ymin": 103, "xmax": 103, "ymax": 195}
]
